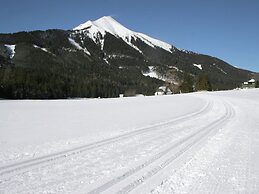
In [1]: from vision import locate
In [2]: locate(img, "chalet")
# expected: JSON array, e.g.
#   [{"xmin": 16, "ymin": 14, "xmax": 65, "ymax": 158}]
[
  {"xmin": 155, "ymin": 86, "xmax": 172, "ymax": 96},
  {"xmin": 241, "ymin": 79, "xmax": 256, "ymax": 89}
]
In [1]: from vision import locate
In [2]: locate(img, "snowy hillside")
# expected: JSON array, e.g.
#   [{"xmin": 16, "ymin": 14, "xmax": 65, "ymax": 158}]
[
  {"xmin": 73, "ymin": 16, "xmax": 173, "ymax": 53},
  {"xmin": 1, "ymin": 89, "xmax": 259, "ymax": 193},
  {"xmin": 0, "ymin": 17, "xmax": 254, "ymax": 98},
  {"xmin": 4, "ymin": 44, "xmax": 16, "ymax": 59}
]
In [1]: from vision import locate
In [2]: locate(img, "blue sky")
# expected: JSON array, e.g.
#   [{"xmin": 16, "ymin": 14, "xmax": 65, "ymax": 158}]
[{"xmin": 1, "ymin": 0, "xmax": 258, "ymax": 72}]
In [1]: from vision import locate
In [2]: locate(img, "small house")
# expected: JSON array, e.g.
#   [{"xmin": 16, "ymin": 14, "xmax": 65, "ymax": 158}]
[
  {"xmin": 241, "ymin": 79, "xmax": 256, "ymax": 89},
  {"xmin": 155, "ymin": 86, "xmax": 172, "ymax": 96}
]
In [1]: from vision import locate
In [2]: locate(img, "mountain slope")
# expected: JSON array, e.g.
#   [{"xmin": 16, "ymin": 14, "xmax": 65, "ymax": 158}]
[
  {"xmin": 73, "ymin": 16, "xmax": 174, "ymax": 53},
  {"xmin": 72, "ymin": 16, "xmax": 253, "ymax": 89},
  {"xmin": 0, "ymin": 16, "xmax": 256, "ymax": 99}
]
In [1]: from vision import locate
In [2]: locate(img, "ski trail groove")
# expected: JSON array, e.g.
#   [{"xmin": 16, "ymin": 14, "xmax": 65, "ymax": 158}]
[
  {"xmin": 117, "ymin": 102, "xmax": 235, "ymax": 194},
  {"xmin": 12, "ymin": 101, "xmax": 215, "ymax": 194},
  {"xmin": 87, "ymin": 101, "xmax": 234, "ymax": 194},
  {"xmin": 0, "ymin": 101, "xmax": 212, "ymax": 177}
]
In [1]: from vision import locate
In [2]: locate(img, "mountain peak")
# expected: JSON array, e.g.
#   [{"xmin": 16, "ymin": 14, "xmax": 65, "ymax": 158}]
[
  {"xmin": 73, "ymin": 16, "xmax": 173, "ymax": 53},
  {"xmin": 95, "ymin": 16, "xmax": 117, "ymax": 23},
  {"xmin": 73, "ymin": 20, "xmax": 93, "ymax": 30},
  {"xmin": 73, "ymin": 16, "xmax": 133, "ymax": 38}
]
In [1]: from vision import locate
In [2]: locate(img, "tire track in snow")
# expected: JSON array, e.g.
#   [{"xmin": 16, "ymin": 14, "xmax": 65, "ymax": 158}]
[
  {"xmin": 87, "ymin": 101, "xmax": 234, "ymax": 194},
  {"xmin": 0, "ymin": 100, "xmax": 212, "ymax": 177}
]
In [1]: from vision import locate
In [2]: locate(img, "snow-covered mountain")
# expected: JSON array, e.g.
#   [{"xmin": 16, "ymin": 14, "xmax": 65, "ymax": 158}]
[
  {"xmin": 70, "ymin": 16, "xmax": 254, "ymax": 90},
  {"xmin": 0, "ymin": 16, "xmax": 256, "ymax": 99},
  {"xmin": 73, "ymin": 16, "xmax": 174, "ymax": 53}
]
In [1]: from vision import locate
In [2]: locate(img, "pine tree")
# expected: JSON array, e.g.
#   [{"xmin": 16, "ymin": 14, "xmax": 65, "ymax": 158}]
[
  {"xmin": 179, "ymin": 73, "xmax": 194, "ymax": 93},
  {"xmin": 195, "ymin": 74, "xmax": 212, "ymax": 91}
]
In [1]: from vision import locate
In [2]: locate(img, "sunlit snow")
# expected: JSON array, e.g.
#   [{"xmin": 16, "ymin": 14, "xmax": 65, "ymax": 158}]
[
  {"xmin": 193, "ymin": 63, "xmax": 202, "ymax": 70},
  {"xmin": 68, "ymin": 38, "xmax": 91, "ymax": 55},
  {"xmin": 33, "ymin": 45, "xmax": 49, "ymax": 53},
  {"xmin": 5, "ymin": 44, "xmax": 16, "ymax": 59},
  {"xmin": 142, "ymin": 66, "xmax": 166, "ymax": 81},
  {"xmin": 1, "ymin": 89, "xmax": 259, "ymax": 193},
  {"xmin": 73, "ymin": 16, "xmax": 173, "ymax": 53}
]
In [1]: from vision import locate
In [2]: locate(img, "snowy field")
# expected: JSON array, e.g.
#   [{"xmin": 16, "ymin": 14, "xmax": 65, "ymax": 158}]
[{"xmin": 0, "ymin": 89, "xmax": 259, "ymax": 194}]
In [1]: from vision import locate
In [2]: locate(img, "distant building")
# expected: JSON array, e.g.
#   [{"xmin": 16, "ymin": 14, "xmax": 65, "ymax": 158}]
[
  {"xmin": 155, "ymin": 86, "xmax": 172, "ymax": 95},
  {"xmin": 241, "ymin": 79, "xmax": 256, "ymax": 89}
]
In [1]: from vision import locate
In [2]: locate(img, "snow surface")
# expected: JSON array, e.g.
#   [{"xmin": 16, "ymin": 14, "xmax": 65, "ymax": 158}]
[
  {"xmin": 136, "ymin": 32, "xmax": 173, "ymax": 53},
  {"xmin": 213, "ymin": 63, "xmax": 228, "ymax": 74},
  {"xmin": 168, "ymin": 66, "xmax": 183, "ymax": 73},
  {"xmin": 68, "ymin": 38, "xmax": 91, "ymax": 55},
  {"xmin": 73, "ymin": 16, "xmax": 173, "ymax": 53},
  {"xmin": 103, "ymin": 58, "xmax": 110, "ymax": 64},
  {"xmin": 4, "ymin": 44, "xmax": 16, "ymax": 59},
  {"xmin": 216, "ymin": 66, "xmax": 227, "ymax": 74},
  {"xmin": 142, "ymin": 66, "xmax": 166, "ymax": 81},
  {"xmin": 1, "ymin": 89, "xmax": 259, "ymax": 193},
  {"xmin": 193, "ymin": 63, "xmax": 202, "ymax": 70},
  {"xmin": 33, "ymin": 44, "xmax": 49, "ymax": 53}
]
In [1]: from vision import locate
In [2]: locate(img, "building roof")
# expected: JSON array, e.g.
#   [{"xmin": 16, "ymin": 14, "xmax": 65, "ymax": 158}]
[
  {"xmin": 158, "ymin": 86, "xmax": 167, "ymax": 91},
  {"xmin": 248, "ymin": 79, "xmax": 255, "ymax": 83}
]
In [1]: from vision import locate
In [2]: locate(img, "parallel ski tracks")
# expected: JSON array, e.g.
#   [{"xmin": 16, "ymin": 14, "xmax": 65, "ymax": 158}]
[
  {"xmin": 88, "ymin": 101, "xmax": 235, "ymax": 194},
  {"xmin": 0, "ymin": 100, "xmax": 212, "ymax": 177}
]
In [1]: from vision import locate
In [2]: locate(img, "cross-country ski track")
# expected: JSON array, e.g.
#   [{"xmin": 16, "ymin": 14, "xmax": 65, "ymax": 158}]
[{"xmin": 0, "ymin": 89, "xmax": 259, "ymax": 193}]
